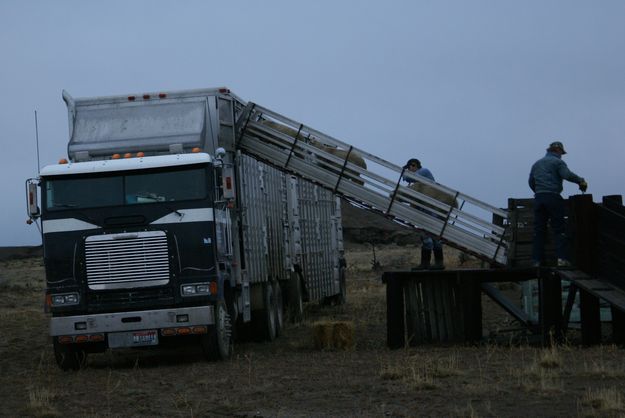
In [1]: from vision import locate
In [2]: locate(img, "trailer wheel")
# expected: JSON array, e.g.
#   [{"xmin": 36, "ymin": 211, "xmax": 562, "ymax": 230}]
[
  {"xmin": 201, "ymin": 300, "xmax": 233, "ymax": 361},
  {"xmin": 53, "ymin": 338, "xmax": 87, "ymax": 371},
  {"xmin": 273, "ymin": 281, "xmax": 284, "ymax": 337},
  {"xmin": 288, "ymin": 272, "xmax": 304, "ymax": 323}
]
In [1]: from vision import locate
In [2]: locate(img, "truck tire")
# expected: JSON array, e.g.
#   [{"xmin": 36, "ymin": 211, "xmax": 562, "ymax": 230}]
[
  {"xmin": 201, "ymin": 300, "xmax": 233, "ymax": 361},
  {"xmin": 53, "ymin": 338, "xmax": 87, "ymax": 371},
  {"xmin": 288, "ymin": 272, "xmax": 304, "ymax": 323},
  {"xmin": 225, "ymin": 289, "xmax": 239, "ymax": 342},
  {"xmin": 261, "ymin": 282, "xmax": 277, "ymax": 341},
  {"xmin": 273, "ymin": 280, "xmax": 284, "ymax": 337}
]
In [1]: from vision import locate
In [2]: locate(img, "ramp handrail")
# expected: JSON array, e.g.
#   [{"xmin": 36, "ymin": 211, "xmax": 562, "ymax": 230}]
[{"xmin": 233, "ymin": 101, "xmax": 509, "ymax": 265}]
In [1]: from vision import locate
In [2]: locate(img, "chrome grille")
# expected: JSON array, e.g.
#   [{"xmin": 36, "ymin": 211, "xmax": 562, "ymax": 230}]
[{"xmin": 85, "ymin": 231, "xmax": 170, "ymax": 290}]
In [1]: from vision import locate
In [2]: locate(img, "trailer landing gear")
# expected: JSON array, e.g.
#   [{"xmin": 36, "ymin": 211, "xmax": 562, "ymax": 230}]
[
  {"xmin": 261, "ymin": 281, "xmax": 278, "ymax": 341},
  {"xmin": 273, "ymin": 281, "xmax": 284, "ymax": 337},
  {"xmin": 288, "ymin": 271, "xmax": 304, "ymax": 322}
]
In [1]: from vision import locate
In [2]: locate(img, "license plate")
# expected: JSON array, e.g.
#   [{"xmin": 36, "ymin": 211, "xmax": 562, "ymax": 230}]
[{"xmin": 108, "ymin": 330, "xmax": 159, "ymax": 348}]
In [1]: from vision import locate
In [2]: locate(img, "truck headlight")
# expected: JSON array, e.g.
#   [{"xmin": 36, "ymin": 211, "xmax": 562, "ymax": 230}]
[
  {"xmin": 182, "ymin": 285, "xmax": 197, "ymax": 295},
  {"xmin": 181, "ymin": 283, "xmax": 212, "ymax": 296},
  {"xmin": 50, "ymin": 292, "xmax": 80, "ymax": 306}
]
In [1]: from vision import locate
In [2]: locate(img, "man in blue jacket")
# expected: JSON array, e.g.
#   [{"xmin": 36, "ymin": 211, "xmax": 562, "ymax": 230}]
[
  {"xmin": 404, "ymin": 158, "xmax": 445, "ymax": 270},
  {"xmin": 529, "ymin": 141, "xmax": 588, "ymax": 267}
]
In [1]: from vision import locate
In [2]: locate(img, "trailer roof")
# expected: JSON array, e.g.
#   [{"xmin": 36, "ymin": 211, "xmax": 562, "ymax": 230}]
[{"xmin": 40, "ymin": 153, "xmax": 212, "ymax": 177}]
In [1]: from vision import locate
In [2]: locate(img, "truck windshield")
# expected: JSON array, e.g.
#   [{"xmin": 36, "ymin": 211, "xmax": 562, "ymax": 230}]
[{"xmin": 45, "ymin": 165, "xmax": 208, "ymax": 211}]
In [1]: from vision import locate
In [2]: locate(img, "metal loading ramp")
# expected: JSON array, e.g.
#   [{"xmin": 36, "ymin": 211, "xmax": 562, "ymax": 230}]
[{"xmin": 234, "ymin": 101, "xmax": 509, "ymax": 266}]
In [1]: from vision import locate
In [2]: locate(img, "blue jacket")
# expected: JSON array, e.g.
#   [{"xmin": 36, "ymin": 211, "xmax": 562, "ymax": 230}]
[
  {"xmin": 404, "ymin": 167, "xmax": 435, "ymax": 183},
  {"xmin": 529, "ymin": 152, "xmax": 584, "ymax": 194}
]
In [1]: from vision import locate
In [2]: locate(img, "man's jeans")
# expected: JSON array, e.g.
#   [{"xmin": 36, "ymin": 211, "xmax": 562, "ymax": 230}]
[
  {"xmin": 422, "ymin": 236, "xmax": 442, "ymax": 251},
  {"xmin": 532, "ymin": 192, "xmax": 568, "ymax": 263}
]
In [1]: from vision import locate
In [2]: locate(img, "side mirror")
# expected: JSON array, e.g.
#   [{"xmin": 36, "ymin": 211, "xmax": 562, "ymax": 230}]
[
  {"xmin": 215, "ymin": 147, "xmax": 226, "ymax": 160},
  {"xmin": 26, "ymin": 179, "xmax": 40, "ymax": 219}
]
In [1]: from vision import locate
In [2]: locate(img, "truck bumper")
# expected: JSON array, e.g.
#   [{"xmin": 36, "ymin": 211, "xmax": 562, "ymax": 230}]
[{"xmin": 50, "ymin": 306, "xmax": 214, "ymax": 336}]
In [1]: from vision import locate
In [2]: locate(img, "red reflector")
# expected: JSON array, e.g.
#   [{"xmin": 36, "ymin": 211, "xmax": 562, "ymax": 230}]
[
  {"xmin": 89, "ymin": 334, "xmax": 105, "ymax": 342},
  {"xmin": 161, "ymin": 328, "xmax": 176, "ymax": 336},
  {"xmin": 192, "ymin": 326, "xmax": 208, "ymax": 334},
  {"xmin": 75, "ymin": 335, "xmax": 88, "ymax": 343},
  {"xmin": 159, "ymin": 93, "xmax": 167, "ymax": 98},
  {"xmin": 225, "ymin": 177, "xmax": 232, "ymax": 190},
  {"xmin": 128, "ymin": 96, "xmax": 136, "ymax": 101},
  {"xmin": 218, "ymin": 88, "xmax": 230, "ymax": 94},
  {"xmin": 143, "ymin": 94, "xmax": 150, "ymax": 100},
  {"xmin": 58, "ymin": 336, "xmax": 74, "ymax": 344},
  {"xmin": 177, "ymin": 327, "xmax": 191, "ymax": 335}
]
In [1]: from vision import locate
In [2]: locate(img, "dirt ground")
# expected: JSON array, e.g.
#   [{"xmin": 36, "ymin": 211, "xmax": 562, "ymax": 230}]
[{"xmin": 1, "ymin": 244, "xmax": 625, "ymax": 418}]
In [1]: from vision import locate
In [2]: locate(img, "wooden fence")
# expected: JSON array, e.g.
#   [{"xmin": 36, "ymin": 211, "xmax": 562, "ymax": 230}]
[{"xmin": 384, "ymin": 194, "xmax": 625, "ymax": 347}]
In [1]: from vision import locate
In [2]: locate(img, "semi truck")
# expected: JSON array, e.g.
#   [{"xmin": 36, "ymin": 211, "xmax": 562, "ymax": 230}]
[
  {"xmin": 27, "ymin": 86, "xmax": 511, "ymax": 370},
  {"xmin": 26, "ymin": 87, "xmax": 346, "ymax": 370}
]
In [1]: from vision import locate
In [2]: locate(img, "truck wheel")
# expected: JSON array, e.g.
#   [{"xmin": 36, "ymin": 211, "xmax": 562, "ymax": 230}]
[
  {"xmin": 53, "ymin": 338, "xmax": 87, "ymax": 371},
  {"xmin": 225, "ymin": 290, "xmax": 239, "ymax": 342},
  {"xmin": 288, "ymin": 272, "xmax": 304, "ymax": 323},
  {"xmin": 261, "ymin": 282, "xmax": 277, "ymax": 341},
  {"xmin": 201, "ymin": 300, "xmax": 233, "ymax": 361},
  {"xmin": 273, "ymin": 281, "xmax": 284, "ymax": 337}
]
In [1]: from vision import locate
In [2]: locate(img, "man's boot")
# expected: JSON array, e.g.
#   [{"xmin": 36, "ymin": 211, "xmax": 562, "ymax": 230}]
[
  {"xmin": 431, "ymin": 249, "xmax": 445, "ymax": 270},
  {"xmin": 412, "ymin": 249, "xmax": 431, "ymax": 271}
]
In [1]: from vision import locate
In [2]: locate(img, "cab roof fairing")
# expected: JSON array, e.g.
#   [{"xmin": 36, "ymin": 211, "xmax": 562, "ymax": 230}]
[{"xmin": 39, "ymin": 153, "xmax": 213, "ymax": 177}]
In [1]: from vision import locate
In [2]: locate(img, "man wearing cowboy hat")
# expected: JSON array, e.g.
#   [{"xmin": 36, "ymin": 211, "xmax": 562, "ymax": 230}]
[{"xmin": 529, "ymin": 141, "xmax": 588, "ymax": 267}]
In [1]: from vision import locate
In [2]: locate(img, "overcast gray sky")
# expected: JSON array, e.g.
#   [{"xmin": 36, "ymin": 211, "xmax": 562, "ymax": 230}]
[{"xmin": 2, "ymin": 0, "xmax": 624, "ymax": 247}]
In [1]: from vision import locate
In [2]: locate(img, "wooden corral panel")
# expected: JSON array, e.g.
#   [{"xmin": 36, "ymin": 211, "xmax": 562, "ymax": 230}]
[
  {"xmin": 598, "ymin": 195, "xmax": 625, "ymax": 290},
  {"xmin": 505, "ymin": 198, "xmax": 569, "ymax": 267},
  {"xmin": 404, "ymin": 278, "xmax": 471, "ymax": 344}
]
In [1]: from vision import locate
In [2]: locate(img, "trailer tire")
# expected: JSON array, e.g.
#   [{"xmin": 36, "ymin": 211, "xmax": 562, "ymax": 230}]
[
  {"xmin": 288, "ymin": 272, "xmax": 304, "ymax": 323},
  {"xmin": 261, "ymin": 282, "xmax": 277, "ymax": 341},
  {"xmin": 201, "ymin": 300, "xmax": 233, "ymax": 361},
  {"xmin": 53, "ymin": 338, "xmax": 87, "ymax": 371},
  {"xmin": 273, "ymin": 281, "xmax": 284, "ymax": 337}
]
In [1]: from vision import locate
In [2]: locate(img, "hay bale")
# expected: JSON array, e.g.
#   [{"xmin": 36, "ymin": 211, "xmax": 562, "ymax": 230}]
[
  {"xmin": 312, "ymin": 320, "xmax": 355, "ymax": 350},
  {"xmin": 332, "ymin": 321, "xmax": 355, "ymax": 350},
  {"xmin": 312, "ymin": 321, "xmax": 334, "ymax": 350}
]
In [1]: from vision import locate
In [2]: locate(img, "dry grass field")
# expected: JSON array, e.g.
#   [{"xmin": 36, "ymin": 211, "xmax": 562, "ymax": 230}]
[{"xmin": 1, "ymin": 244, "xmax": 625, "ymax": 417}]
